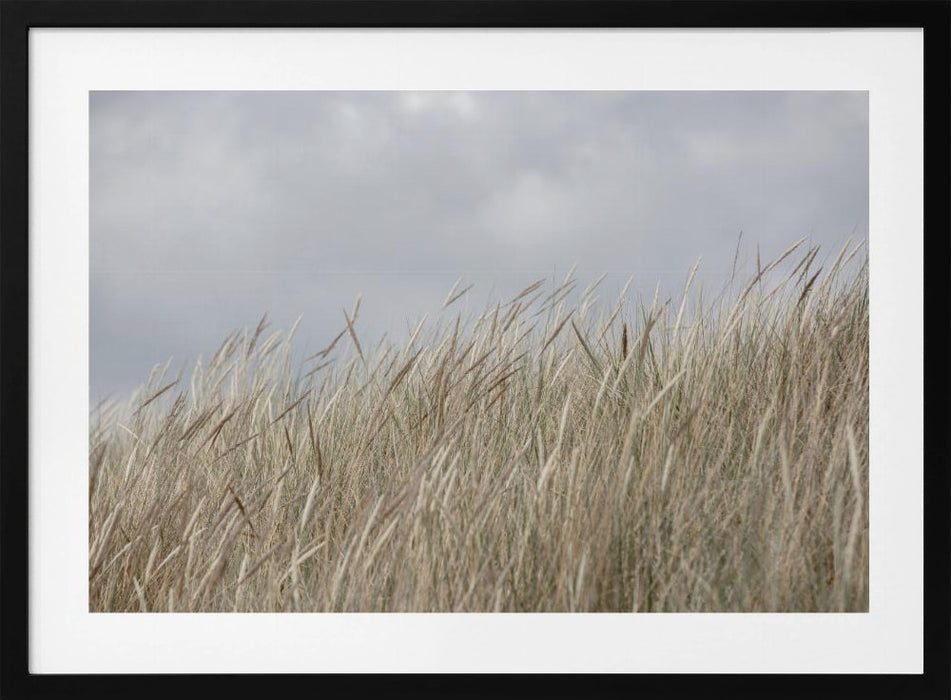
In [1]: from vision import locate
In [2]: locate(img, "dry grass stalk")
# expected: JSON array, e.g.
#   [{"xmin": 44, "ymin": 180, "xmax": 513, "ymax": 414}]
[{"xmin": 90, "ymin": 244, "xmax": 868, "ymax": 612}]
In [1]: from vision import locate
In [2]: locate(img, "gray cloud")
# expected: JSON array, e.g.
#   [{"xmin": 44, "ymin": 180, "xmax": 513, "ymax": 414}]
[{"xmin": 90, "ymin": 91, "xmax": 868, "ymax": 401}]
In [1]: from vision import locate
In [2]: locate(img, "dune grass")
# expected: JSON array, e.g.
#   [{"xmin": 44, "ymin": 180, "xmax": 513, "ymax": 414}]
[{"xmin": 89, "ymin": 240, "xmax": 868, "ymax": 612}]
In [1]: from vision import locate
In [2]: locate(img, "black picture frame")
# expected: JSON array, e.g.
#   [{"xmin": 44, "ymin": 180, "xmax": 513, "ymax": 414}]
[{"xmin": 1, "ymin": 1, "xmax": 948, "ymax": 697}]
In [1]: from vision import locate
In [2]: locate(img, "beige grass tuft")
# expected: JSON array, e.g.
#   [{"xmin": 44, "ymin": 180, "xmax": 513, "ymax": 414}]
[{"xmin": 89, "ymin": 243, "xmax": 868, "ymax": 612}]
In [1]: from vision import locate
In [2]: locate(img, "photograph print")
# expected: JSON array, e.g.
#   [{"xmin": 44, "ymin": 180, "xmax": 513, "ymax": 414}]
[{"xmin": 89, "ymin": 90, "xmax": 869, "ymax": 613}]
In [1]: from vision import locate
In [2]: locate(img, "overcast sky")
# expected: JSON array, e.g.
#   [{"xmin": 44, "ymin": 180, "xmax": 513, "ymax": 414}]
[{"xmin": 90, "ymin": 91, "xmax": 868, "ymax": 402}]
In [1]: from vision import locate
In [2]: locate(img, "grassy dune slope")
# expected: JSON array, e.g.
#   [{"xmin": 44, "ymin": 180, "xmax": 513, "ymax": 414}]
[{"xmin": 89, "ymin": 241, "xmax": 868, "ymax": 612}]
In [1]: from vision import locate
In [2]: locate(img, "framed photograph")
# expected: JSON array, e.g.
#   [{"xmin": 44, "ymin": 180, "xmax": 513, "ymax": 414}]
[{"xmin": 2, "ymin": 0, "xmax": 948, "ymax": 695}]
